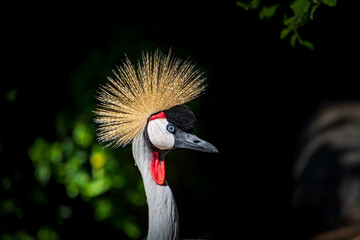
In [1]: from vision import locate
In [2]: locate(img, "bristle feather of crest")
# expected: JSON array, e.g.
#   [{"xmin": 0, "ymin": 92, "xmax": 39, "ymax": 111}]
[{"xmin": 94, "ymin": 49, "xmax": 206, "ymax": 147}]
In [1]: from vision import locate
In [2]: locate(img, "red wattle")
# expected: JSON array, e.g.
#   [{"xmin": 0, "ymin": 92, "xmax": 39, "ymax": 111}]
[{"xmin": 149, "ymin": 151, "xmax": 165, "ymax": 185}]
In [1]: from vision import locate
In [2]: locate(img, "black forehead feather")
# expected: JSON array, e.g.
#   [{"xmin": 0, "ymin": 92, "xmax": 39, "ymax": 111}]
[{"xmin": 164, "ymin": 105, "xmax": 195, "ymax": 133}]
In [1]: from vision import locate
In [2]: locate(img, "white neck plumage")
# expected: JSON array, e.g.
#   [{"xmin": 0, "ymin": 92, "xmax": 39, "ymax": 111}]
[{"xmin": 132, "ymin": 131, "xmax": 179, "ymax": 240}]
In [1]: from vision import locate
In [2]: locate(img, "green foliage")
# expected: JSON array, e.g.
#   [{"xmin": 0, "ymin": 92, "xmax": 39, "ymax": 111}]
[
  {"xmin": 28, "ymin": 117, "xmax": 145, "ymax": 238},
  {"xmin": 1, "ymin": 227, "xmax": 60, "ymax": 240},
  {"xmin": 281, "ymin": 0, "xmax": 315, "ymax": 50},
  {"xmin": 237, "ymin": 0, "xmax": 337, "ymax": 50},
  {"xmin": 24, "ymin": 44, "xmax": 153, "ymax": 239},
  {"xmin": 37, "ymin": 227, "xmax": 60, "ymax": 240},
  {"xmin": 73, "ymin": 121, "xmax": 94, "ymax": 148},
  {"xmin": 322, "ymin": 0, "xmax": 337, "ymax": 7},
  {"xmin": 259, "ymin": 5, "xmax": 280, "ymax": 20},
  {"xmin": 5, "ymin": 88, "xmax": 17, "ymax": 102},
  {"xmin": 236, "ymin": 0, "xmax": 260, "ymax": 10},
  {"xmin": 123, "ymin": 218, "xmax": 142, "ymax": 239},
  {"xmin": 1, "ymin": 231, "xmax": 35, "ymax": 240}
]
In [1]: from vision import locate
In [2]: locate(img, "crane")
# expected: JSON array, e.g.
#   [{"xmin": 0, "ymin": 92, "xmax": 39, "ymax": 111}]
[{"xmin": 94, "ymin": 49, "xmax": 218, "ymax": 239}]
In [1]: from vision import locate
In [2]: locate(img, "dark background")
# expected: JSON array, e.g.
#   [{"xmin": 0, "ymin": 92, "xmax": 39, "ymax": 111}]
[{"xmin": 2, "ymin": 1, "xmax": 359, "ymax": 239}]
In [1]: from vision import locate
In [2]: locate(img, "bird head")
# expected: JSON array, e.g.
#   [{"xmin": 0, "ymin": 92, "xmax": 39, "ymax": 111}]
[
  {"xmin": 146, "ymin": 105, "xmax": 218, "ymax": 153},
  {"xmin": 94, "ymin": 50, "xmax": 218, "ymax": 185},
  {"xmin": 145, "ymin": 104, "xmax": 217, "ymax": 185}
]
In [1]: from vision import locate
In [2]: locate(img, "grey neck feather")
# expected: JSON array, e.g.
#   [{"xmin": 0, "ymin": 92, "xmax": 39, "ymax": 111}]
[{"xmin": 132, "ymin": 131, "xmax": 179, "ymax": 240}]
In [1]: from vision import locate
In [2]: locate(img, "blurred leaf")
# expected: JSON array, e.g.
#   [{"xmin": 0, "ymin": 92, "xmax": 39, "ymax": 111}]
[
  {"xmin": 35, "ymin": 163, "xmax": 51, "ymax": 185},
  {"xmin": 259, "ymin": 5, "xmax": 279, "ymax": 20},
  {"xmin": 50, "ymin": 142, "xmax": 63, "ymax": 164},
  {"xmin": 290, "ymin": 0, "xmax": 311, "ymax": 20},
  {"xmin": 110, "ymin": 174, "xmax": 126, "ymax": 189},
  {"xmin": 322, "ymin": 0, "xmax": 336, "ymax": 7},
  {"xmin": 32, "ymin": 188, "xmax": 49, "ymax": 204},
  {"xmin": 310, "ymin": 1, "xmax": 320, "ymax": 20},
  {"xmin": 123, "ymin": 218, "xmax": 141, "ymax": 240},
  {"xmin": 73, "ymin": 170, "xmax": 90, "ymax": 187},
  {"xmin": 6, "ymin": 88, "xmax": 17, "ymax": 102},
  {"xmin": 37, "ymin": 226, "xmax": 60, "ymax": 240},
  {"xmin": 290, "ymin": 34, "xmax": 298, "ymax": 47},
  {"xmin": 280, "ymin": 27, "xmax": 292, "ymax": 39},
  {"xmin": 283, "ymin": 16, "xmax": 295, "ymax": 26},
  {"xmin": 236, "ymin": 0, "xmax": 261, "ymax": 10},
  {"xmin": 2, "ymin": 178, "xmax": 12, "ymax": 190},
  {"xmin": 58, "ymin": 205, "xmax": 72, "ymax": 220},
  {"xmin": 1, "ymin": 198, "xmax": 23, "ymax": 218},
  {"xmin": 301, "ymin": 40, "xmax": 315, "ymax": 50},
  {"xmin": 62, "ymin": 138, "xmax": 75, "ymax": 157},
  {"xmin": 90, "ymin": 151, "xmax": 107, "ymax": 169},
  {"xmin": 73, "ymin": 121, "xmax": 94, "ymax": 148},
  {"xmin": 92, "ymin": 167, "xmax": 105, "ymax": 179},
  {"xmin": 29, "ymin": 138, "xmax": 48, "ymax": 164},
  {"xmin": 65, "ymin": 152, "xmax": 86, "ymax": 177},
  {"xmin": 66, "ymin": 183, "xmax": 79, "ymax": 198},
  {"xmin": 83, "ymin": 178, "xmax": 110, "ymax": 197},
  {"xmin": 127, "ymin": 190, "xmax": 145, "ymax": 207},
  {"xmin": 2, "ymin": 230, "xmax": 35, "ymax": 240},
  {"xmin": 94, "ymin": 199, "xmax": 113, "ymax": 221},
  {"xmin": 29, "ymin": 139, "xmax": 67, "ymax": 185}
]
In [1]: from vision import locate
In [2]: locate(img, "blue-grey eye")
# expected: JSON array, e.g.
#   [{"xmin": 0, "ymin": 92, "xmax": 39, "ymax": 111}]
[{"xmin": 166, "ymin": 124, "xmax": 176, "ymax": 133}]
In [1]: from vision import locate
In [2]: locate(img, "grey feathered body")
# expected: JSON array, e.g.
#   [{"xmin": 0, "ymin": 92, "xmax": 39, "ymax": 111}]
[{"xmin": 132, "ymin": 131, "xmax": 179, "ymax": 240}]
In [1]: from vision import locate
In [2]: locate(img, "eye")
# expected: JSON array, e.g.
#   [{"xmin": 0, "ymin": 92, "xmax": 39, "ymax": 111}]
[{"xmin": 166, "ymin": 124, "xmax": 176, "ymax": 133}]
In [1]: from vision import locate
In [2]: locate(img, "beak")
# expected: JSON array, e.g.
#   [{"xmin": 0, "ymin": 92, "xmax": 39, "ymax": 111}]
[{"xmin": 173, "ymin": 129, "xmax": 218, "ymax": 153}]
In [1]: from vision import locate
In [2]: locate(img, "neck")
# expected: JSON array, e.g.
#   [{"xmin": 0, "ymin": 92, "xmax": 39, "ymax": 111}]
[{"xmin": 132, "ymin": 131, "xmax": 179, "ymax": 240}]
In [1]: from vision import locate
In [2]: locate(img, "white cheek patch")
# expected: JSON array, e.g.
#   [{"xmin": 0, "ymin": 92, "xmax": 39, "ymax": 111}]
[{"xmin": 147, "ymin": 119, "xmax": 175, "ymax": 150}]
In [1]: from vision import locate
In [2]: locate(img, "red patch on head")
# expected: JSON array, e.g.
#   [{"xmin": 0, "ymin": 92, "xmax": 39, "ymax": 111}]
[
  {"xmin": 148, "ymin": 111, "xmax": 166, "ymax": 122},
  {"xmin": 149, "ymin": 151, "xmax": 165, "ymax": 185}
]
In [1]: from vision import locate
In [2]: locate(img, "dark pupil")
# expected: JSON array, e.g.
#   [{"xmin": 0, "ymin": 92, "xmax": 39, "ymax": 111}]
[{"xmin": 167, "ymin": 124, "xmax": 175, "ymax": 133}]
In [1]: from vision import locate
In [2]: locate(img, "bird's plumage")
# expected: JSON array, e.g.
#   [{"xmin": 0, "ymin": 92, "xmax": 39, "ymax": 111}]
[
  {"xmin": 94, "ymin": 49, "xmax": 216, "ymax": 240},
  {"xmin": 94, "ymin": 50, "xmax": 206, "ymax": 147},
  {"xmin": 132, "ymin": 131, "xmax": 179, "ymax": 239}
]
